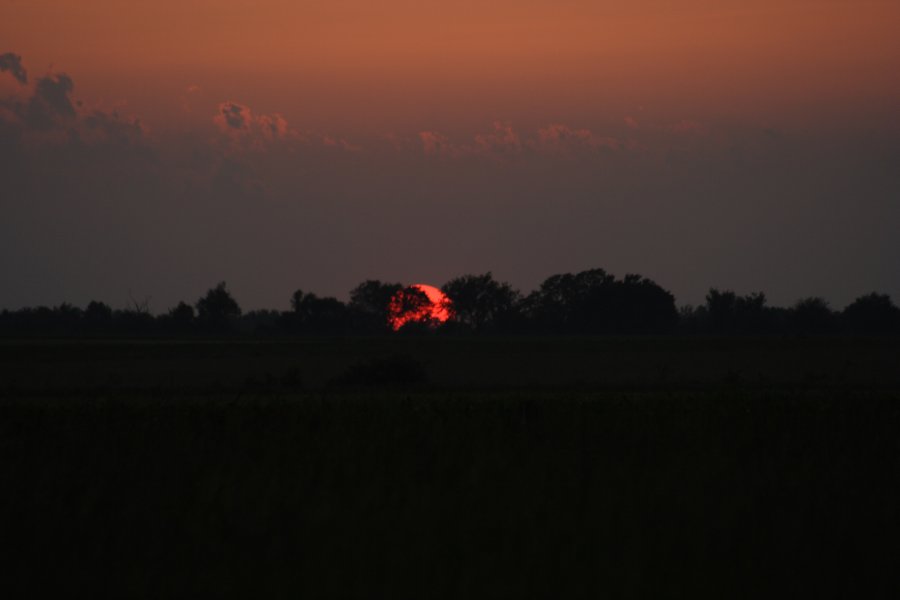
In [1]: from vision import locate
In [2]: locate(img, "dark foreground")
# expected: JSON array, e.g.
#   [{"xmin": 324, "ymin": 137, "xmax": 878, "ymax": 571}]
[{"xmin": 2, "ymin": 338, "xmax": 899, "ymax": 597}]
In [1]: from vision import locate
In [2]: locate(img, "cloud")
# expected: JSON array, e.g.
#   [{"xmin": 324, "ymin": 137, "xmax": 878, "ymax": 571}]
[
  {"xmin": 25, "ymin": 74, "xmax": 76, "ymax": 130},
  {"xmin": 81, "ymin": 109, "xmax": 145, "ymax": 145},
  {"xmin": 212, "ymin": 100, "xmax": 365, "ymax": 155},
  {"xmin": 382, "ymin": 132, "xmax": 418, "ymax": 152},
  {"xmin": 213, "ymin": 101, "xmax": 291, "ymax": 150},
  {"xmin": 180, "ymin": 84, "xmax": 204, "ymax": 114},
  {"xmin": 418, "ymin": 122, "xmax": 523, "ymax": 160},
  {"xmin": 535, "ymin": 124, "xmax": 620, "ymax": 153},
  {"xmin": 668, "ymin": 119, "xmax": 708, "ymax": 135},
  {"xmin": 323, "ymin": 135, "xmax": 362, "ymax": 152},
  {"xmin": 418, "ymin": 123, "xmax": 620, "ymax": 160},
  {"xmin": 217, "ymin": 101, "xmax": 248, "ymax": 130},
  {"xmin": 0, "ymin": 54, "xmax": 147, "ymax": 151},
  {"xmin": 214, "ymin": 101, "xmax": 288, "ymax": 139},
  {"xmin": 474, "ymin": 121, "xmax": 521, "ymax": 155},
  {"xmin": 258, "ymin": 114, "xmax": 289, "ymax": 139},
  {"xmin": 419, "ymin": 130, "xmax": 455, "ymax": 156},
  {"xmin": 0, "ymin": 52, "xmax": 27, "ymax": 85}
]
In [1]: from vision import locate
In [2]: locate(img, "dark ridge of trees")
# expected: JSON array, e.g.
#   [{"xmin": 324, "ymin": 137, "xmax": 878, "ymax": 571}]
[
  {"xmin": 522, "ymin": 269, "xmax": 678, "ymax": 334},
  {"xmin": 282, "ymin": 290, "xmax": 348, "ymax": 335},
  {"xmin": 705, "ymin": 290, "xmax": 772, "ymax": 334},
  {"xmin": 790, "ymin": 297, "xmax": 839, "ymax": 336},
  {"xmin": 239, "ymin": 310, "xmax": 282, "ymax": 336},
  {"xmin": 1, "ymin": 272, "xmax": 899, "ymax": 338},
  {"xmin": 348, "ymin": 280, "xmax": 403, "ymax": 334},
  {"xmin": 84, "ymin": 301, "xmax": 113, "ymax": 329},
  {"xmin": 679, "ymin": 290, "xmax": 787, "ymax": 335},
  {"xmin": 442, "ymin": 272, "xmax": 521, "ymax": 333},
  {"xmin": 841, "ymin": 292, "xmax": 900, "ymax": 335}
]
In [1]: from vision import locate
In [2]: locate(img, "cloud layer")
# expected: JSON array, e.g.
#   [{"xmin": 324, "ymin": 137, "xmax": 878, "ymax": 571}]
[
  {"xmin": 1, "ymin": 52, "xmax": 898, "ymax": 314},
  {"xmin": 0, "ymin": 52, "xmax": 27, "ymax": 84}
]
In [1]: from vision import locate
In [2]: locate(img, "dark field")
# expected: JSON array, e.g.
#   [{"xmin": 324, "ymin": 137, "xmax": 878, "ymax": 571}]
[
  {"xmin": 4, "ymin": 336, "xmax": 900, "ymax": 392},
  {"xmin": 3, "ymin": 338, "xmax": 900, "ymax": 597}
]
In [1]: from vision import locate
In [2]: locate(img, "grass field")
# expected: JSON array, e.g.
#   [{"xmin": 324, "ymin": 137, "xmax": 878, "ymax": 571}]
[
  {"xmin": 2, "ymin": 336, "xmax": 900, "ymax": 393},
  {"xmin": 2, "ymin": 337, "xmax": 899, "ymax": 596}
]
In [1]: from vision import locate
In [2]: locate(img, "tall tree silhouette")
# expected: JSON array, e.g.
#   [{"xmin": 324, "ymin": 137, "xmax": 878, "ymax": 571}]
[
  {"xmin": 196, "ymin": 282, "xmax": 241, "ymax": 332},
  {"xmin": 442, "ymin": 272, "xmax": 520, "ymax": 332},
  {"xmin": 349, "ymin": 280, "xmax": 402, "ymax": 333}
]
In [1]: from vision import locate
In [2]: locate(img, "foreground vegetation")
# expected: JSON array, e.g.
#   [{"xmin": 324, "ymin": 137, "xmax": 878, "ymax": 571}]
[
  {"xmin": 3, "ymin": 337, "xmax": 898, "ymax": 596},
  {"xmin": 4, "ymin": 389, "xmax": 898, "ymax": 597}
]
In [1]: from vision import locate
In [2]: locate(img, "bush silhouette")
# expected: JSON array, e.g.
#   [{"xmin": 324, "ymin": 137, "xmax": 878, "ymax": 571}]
[
  {"xmin": 84, "ymin": 301, "xmax": 113, "ymax": 328},
  {"xmin": 701, "ymin": 289, "xmax": 779, "ymax": 334},
  {"xmin": 790, "ymin": 297, "xmax": 836, "ymax": 336},
  {"xmin": 842, "ymin": 293, "xmax": 900, "ymax": 335},
  {"xmin": 196, "ymin": 282, "xmax": 241, "ymax": 332},
  {"xmin": 333, "ymin": 354, "xmax": 428, "ymax": 387}
]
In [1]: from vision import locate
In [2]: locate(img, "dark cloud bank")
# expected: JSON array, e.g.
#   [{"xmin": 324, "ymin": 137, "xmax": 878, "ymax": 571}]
[
  {"xmin": 0, "ymin": 52, "xmax": 28, "ymax": 85},
  {"xmin": 1, "ymin": 53, "xmax": 899, "ymax": 312}
]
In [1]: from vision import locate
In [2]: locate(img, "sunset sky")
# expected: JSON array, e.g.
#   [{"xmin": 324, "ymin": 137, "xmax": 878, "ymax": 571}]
[{"xmin": 2, "ymin": 0, "xmax": 899, "ymax": 310}]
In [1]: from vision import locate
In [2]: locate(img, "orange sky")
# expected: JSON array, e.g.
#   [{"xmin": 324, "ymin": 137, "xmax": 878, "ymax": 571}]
[
  {"xmin": 3, "ymin": 0, "xmax": 900, "ymax": 310},
  {"xmin": 3, "ymin": 0, "xmax": 899, "ymax": 133}
]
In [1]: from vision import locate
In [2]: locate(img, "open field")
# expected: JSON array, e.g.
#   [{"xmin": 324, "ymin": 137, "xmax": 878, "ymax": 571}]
[
  {"xmin": 2, "ymin": 338, "xmax": 899, "ymax": 596},
  {"xmin": 2, "ymin": 336, "xmax": 900, "ymax": 393}
]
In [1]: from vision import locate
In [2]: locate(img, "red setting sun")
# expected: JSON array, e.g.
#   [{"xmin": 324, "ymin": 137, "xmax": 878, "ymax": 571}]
[{"xmin": 388, "ymin": 284, "xmax": 452, "ymax": 331}]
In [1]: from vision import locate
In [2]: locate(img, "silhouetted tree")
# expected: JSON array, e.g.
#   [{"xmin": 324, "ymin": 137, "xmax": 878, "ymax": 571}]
[
  {"xmin": 285, "ymin": 289, "xmax": 348, "ymax": 334},
  {"xmin": 170, "ymin": 301, "xmax": 195, "ymax": 324},
  {"xmin": 442, "ymin": 272, "xmax": 521, "ymax": 332},
  {"xmin": 524, "ymin": 269, "xmax": 611, "ymax": 332},
  {"xmin": 0, "ymin": 304, "xmax": 85, "ymax": 336},
  {"xmin": 196, "ymin": 282, "xmax": 241, "ymax": 332},
  {"xmin": 8, "ymin": 307, "xmax": 53, "ymax": 335},
  {"xmin": 348, "ymin": 280, "xmax": 403, "ymax": 333},
  {"xmin": 675, "ymin": 304, "xmax": 701, "ymax": 334},
  {"xmin": 841, "ymin": 293, "xmax": 900, "ymax": 335},
  {"xmin": 85, "ymin": 301, "xmax": 113, "ymax": 325},
  {"xmin": 703, "ymin": 289, "xmax": 775, "ymax": 334},
  {"xmin": 5, "ymin": 270, "xmax": 900, "ymax": 339},
  {"xmin": 113, "ymin": 308, "xmax": 156, "ymax": 334},
  {"xmin": 705, "ymin": 289, "xmax": 737, "ymax": 332},
  {"xmin": 55, "ymin": 303, "xmax": 83, "ymax": 330},
  {"xmin": 524, "ymin": 268, "xmax": 677, "ymax": 334},
  {"xmin": 612, "ymin": 274, "xmax": 679, "ymax": 333},
  {"xmin": 159, "ymin": 301, "xmax": 195, "ymax": 334},
  {"xmin": 79, "ymin": 301, "xmax": 112, "ymax": 334},
  {"xmin": 789, "ymin": 297, "xmax": 836, "ymax": 336},
  {"xmin": 389, "ymin": 286, "xmax": 434, "ymax": 332}
]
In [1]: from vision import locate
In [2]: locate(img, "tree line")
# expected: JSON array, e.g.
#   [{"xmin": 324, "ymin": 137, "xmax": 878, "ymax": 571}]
[{"xmin": 2, "ymin": 268, "xmax": 899, "ymax": 337}]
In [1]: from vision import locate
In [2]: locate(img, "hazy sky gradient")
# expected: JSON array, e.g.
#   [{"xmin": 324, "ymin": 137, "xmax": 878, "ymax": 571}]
[{"xmin": 2, "ymin": 0, "xmax": 899, "ymax": 310}]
